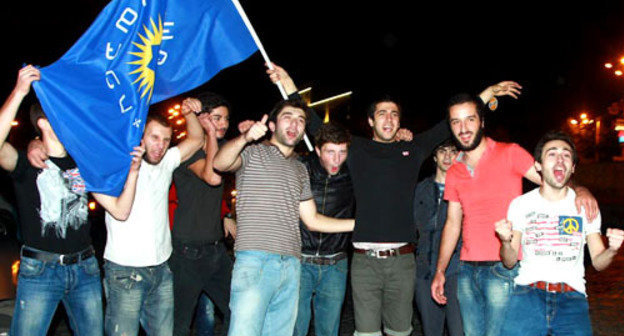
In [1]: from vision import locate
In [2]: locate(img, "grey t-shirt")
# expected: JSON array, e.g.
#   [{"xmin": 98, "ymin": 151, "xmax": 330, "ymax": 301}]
[{"xmin": 234, "ymin": 143, "xmax": 312, "ymax": 258}]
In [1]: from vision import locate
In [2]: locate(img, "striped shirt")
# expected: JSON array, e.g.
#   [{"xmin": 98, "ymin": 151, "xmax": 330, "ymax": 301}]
[{"xmin": 235, "ymin": 143, "xmax": 312, "ymax": 258}]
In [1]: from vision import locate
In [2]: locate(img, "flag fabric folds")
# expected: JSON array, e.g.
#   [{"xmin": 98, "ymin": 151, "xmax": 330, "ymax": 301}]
[{"xmin": 33, "ymin": 0, "xmax": 258, "ymax": 196}]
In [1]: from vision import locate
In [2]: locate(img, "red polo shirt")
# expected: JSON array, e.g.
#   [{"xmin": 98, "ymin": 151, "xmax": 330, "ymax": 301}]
[{"xmin": 444, "ymin": 138, "xmax": 534, "ymax": 261}]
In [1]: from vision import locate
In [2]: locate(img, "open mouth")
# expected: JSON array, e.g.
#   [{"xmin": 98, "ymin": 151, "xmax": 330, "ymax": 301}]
[
  {"xmin": 553, "ymin": 166, "xmax": 566, "ymax": 183},
  {"xmin": 459, "ymin": 132, "xmax": 472, "ymax": 143}
]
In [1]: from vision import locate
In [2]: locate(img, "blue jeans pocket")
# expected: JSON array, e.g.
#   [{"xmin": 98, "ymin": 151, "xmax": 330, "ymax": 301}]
[
  {"xmin": 81, "ymin": 257, "xmax": 101, "ymax": 277},
  {"xmin": 491, "ymin": 262, "xmax": 518, "ymax": 281},
  {"xmin": 231, "ymin": 253, "xmax": 263, "ymax": 292},
  {"xmin": 107, "ymin": 267, "xmax": 141, "ymax": 290},
  {"xmin": 18, "ymin": 256, "xmax": 45, "ymax": 277}
]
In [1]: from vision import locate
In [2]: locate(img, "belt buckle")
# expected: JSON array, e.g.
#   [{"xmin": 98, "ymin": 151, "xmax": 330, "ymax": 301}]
[
  {"xmin": 544, "ymin": 282, "xmax": 558, "ymax": 293},
  {"xmin": 366, "ymin": 249, "xmax": 387, "ymax": 259}
]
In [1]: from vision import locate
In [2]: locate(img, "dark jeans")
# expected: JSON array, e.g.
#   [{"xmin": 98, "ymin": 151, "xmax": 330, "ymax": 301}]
[
  {"xmin": 415, "ymin": 274, "xmax": 463, "ymax": 336},
  {"xmin": 169, "ymin": 240, "xmax": 233, "ymax": 336}
]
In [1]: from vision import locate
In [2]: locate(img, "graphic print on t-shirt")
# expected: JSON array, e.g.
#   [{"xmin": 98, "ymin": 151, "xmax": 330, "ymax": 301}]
[
  {"xmin": 36, "ymin": 160, "xmax": 88, "ymax": 238},
  {"xmin": 523, "ymin": 213, "xmax": 583, "ymax": 263}
]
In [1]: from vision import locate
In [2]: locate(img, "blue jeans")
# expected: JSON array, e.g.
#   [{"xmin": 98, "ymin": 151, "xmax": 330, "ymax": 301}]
[
  {"xmin": 10, "ymin": 250, "xmax": 103, "ymax": 336},
  {"xmin": 456, "ymin": 261, "xmax": 518, "ymax": 336},
  {"xmin": 293, "ymin": 258, "xmax": 348, "ymax": 336},
  {"xmin": 415, "ymin": 274, "xmax": 463, "ymax": 336},
  {"xmin": 228, "ymin": 250, "xmax": 301, "ymax": 336},
  {"xmin": 195, "ymin": 293, "xmax": 215, "ymax": 336},
  {"xmin": 104, "ymin": 260, "xmax": 174, "ymax": 336},
  {"xmin": 501, "ymin": 285, "xmax": 592, "ymax": 336}
]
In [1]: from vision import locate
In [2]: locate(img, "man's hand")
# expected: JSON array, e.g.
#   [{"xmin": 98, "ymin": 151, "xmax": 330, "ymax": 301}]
[
  {"xmin": 394, "ymin": 128, "xmax": 413, "ymax": 142},
  {"xmin": 129, "ymin": 142, "xmax": 145, "ymax": 173},
  {"xmin": 495, "ymin": 219, "xmax": 513, "ymax": 242},
  {"xmin": 244, "ymin": 115, "xmax": 268, "ymax": 143},
  {"xmin": 224, "ymin": 217, "xmax": 237, "ymax": 240},
  {"xmin": 15, "ymin": 65, "xmax": 40, "ymax": 97},
  {"xmin": 431, "ymin": 271, "xmax": 447, "ymax": 305},
  {"xmin": 27, "ymin": 138, "xmax": 48, "ymax": 169},
  {"xmin": 265, "ymin": 63, "xmax": 298, "ymax": 95},
  {"xmin": 491, "ymin": 81, "xmax": 522, "ymax": 99},
  {"xmin": 573, "ymin": 186, "xmax": 599, "ymax": 222},
  {"xmin": 606, "ymin": 228, "xmax": 624, "ymax": 252},
  {"xmin": 238, "ymin": 120, "xmax": 255, "ymax": 134},
  {"xmin": 181, "ymin": 97, "xmax": 202, "ymax": 115}
]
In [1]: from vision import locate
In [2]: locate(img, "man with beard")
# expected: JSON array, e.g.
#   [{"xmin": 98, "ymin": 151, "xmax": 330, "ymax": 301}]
[
  {"xmin": 213, "ymin": 99, "xmax": 355, "ymax": 336},
  {"xmin": 103, "ymin": 99, "xmax": 203, "ymax": 336},
  {"xmin": 495, "ymin": 131, "xmax": 624, "ymax": 336},
  {"xmin": 169, "ymin": 92, "xmax": 242, "ymax": 336},
  {"xmin": 431, "ymin": 94, "xmax": 598, "ymax": 336},
  {"xmin": 413, "ymin": 139, "xmax": 463, "ymax": 336}
]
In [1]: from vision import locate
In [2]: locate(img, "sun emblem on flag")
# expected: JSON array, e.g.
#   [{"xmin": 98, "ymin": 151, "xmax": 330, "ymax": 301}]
[{"xmin": 127, "ymin": 15, "xmax": 164, "ymax": 102}]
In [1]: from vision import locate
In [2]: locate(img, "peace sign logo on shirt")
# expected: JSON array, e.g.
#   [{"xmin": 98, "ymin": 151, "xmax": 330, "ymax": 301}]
[{"xmin": 558, "ymin": 216, "xmax": 582, "ymax": 235}]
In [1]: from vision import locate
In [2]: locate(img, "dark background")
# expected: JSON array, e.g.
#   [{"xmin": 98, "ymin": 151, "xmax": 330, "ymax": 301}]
[{"xmin": 2, "ymin": 1, "xmax": 624, "ymax": 154}]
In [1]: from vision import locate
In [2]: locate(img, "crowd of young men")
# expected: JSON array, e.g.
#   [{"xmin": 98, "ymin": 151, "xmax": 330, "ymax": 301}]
[{"xmin": 1, "ymin": 62, "xmax": 622, "ymax": 336}]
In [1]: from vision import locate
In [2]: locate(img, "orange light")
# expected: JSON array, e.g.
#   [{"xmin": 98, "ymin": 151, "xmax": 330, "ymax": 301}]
[
  {"xmin": 231, "ymin": 190, "xmax": 238, "ymax": 197},
  {"xmin": 615, "ymin": 70, "xmax": 623, "ymax": 76},
  {"xmin": 570, "ymin": 119, "xmax": 578, "ymax": 125},
  {"xmin": 605, "ymin": 63, "xmax": 613, "ymax": 69},
  {"xmin": 620, "ymin": 57, "xmax": 624, "ymax": 64},
  {"xmin": 168, "ymin": 115, "xmax": 174, "ymax": 120},
  {"xmin": 176, "ymin": 119, "xmax": 184, "ymax": 125},
  {"xmin": 168, "ymin": 108, "xmax": 175, "ymax": 114},
  {"xmin": 582, "ymin": 119, "xmax": 589, "ymax": 124},
  {"xmin": 589, "ymin": 119, "xmax": 595, "ymax": 124},
  {"xmin": 88, "ymin": 201, "xmax": 96, "ymax": 210},
  {"xmin": 11, "ymin": 120, "xmax": 19, "ymax": 127},
  {"xmin": 173, "ymin": 111, "xmax": 180, "ymax": 117},
  {"xmin": 580, "ymin": 113, "xmax": 588, "ymax": 119},
  {"xmin": 174, "ymin": 104, "xmax": 181, "ymax": 110},
  {"xmin": 11, "ymin": 260, "xmax": 20, "ymax": 286}
]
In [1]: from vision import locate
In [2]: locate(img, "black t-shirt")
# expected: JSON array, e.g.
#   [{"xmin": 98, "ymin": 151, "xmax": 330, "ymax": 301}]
[
  {"xmin": 10, "ymin": 151, "xmax": 91, "ymax": 254},
  {"xmin": 172, "ymin": 148, "xmax": 224, "ymax": 243}
]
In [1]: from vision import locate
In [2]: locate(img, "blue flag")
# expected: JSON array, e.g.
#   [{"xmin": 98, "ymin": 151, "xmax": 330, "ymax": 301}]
[{"xmin": 33, "ymin": 0, "xmax": 258, "ymax": 196}]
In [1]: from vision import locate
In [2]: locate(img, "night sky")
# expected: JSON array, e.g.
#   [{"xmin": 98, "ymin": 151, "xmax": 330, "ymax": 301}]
[{"xmin": 3, "ymin": 0, "xmax": 624, "ymax": 150}]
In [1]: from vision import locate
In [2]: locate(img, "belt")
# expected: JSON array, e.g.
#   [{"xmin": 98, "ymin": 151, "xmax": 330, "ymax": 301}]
[
  {"xmin": 529, "ymin": 281, "xmax": 576, "ymax": 293},
  {"xmin": 354, "ymin": 244, "xmax": 414, "ymax": 259},
  {"xmin": 301, "ymin": 253, "xmax": 347, "ymax": 265},
  {"xmin": 461, "ymin": 261, "xmax": 499, "ymax": 267},
  {"xmin": 22, "ymin": 246, "xmax": 94, "ymax": 266}
]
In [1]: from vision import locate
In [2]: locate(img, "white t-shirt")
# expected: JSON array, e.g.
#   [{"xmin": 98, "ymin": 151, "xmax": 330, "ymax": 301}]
[
  {"xmin": 508, "ymin": 188, "xmax": 601, "ymax": 295},
  {"xmin": 104, "ymin": 147, "xmax": 181, "ymax": 267}
]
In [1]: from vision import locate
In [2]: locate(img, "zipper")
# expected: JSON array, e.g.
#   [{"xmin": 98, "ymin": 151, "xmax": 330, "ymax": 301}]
[{"xmin": 316, "ymin": 175, "xmax": 330, "ymax": 256}]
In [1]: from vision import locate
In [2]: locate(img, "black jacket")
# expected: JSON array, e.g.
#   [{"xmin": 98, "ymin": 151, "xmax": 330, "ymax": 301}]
[{"xmin": 299, "ymin": 154, "xmax": 354, "ymax": 255}]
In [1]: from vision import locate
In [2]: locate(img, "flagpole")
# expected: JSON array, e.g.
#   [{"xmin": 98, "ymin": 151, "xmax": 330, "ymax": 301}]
[{"xmin": 230, "ymin": 0, "xmax": 314, "ymax": 151}]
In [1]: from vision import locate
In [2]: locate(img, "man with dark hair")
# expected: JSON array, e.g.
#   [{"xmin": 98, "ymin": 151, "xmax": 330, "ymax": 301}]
[
  {"xmin": 214, "ymin": 98, "xmax": 354, "ymax": 336},
  {"xmin": 413, "ymin": 139, "xmax": 463, "ymax": 336},
  {"xmin": 2, "ymin": 66, "xmax": 143, "ymax": 336},
  {"xmin": 431, "ymin": 98, "xmax": 598, "ymax": 336},
  {"xmin": 169, "ymin": 92, "xmax": 241, "ymax": 336},
  {"xmin": 294, "ymin": 122, "xmax": 354, "ymax": 336},
  {"xmin": 496, "ymin": 130, "xmax": 623, "ymax": 336},
  {"xmin": 102, "ymin": 97, "xmax": 203, "ymax": 335},
  {"xmin": 267, "ymin": 64, "xmax": 519, "ymax": 336}
]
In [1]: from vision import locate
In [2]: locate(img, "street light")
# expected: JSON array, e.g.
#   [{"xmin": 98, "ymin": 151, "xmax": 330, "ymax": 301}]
[
  {"xmin": 615, "ymin": 70, "xmax": 623, "ymax": 76},
  {"xmin": 605, "ymin": 63, "xmax": 613, "ymax": 69}
]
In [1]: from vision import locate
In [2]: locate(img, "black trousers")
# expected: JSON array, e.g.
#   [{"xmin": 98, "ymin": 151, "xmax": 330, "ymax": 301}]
[{"xmin": 169, "ymin": 240, "xmax": 233, "ymax": 336}]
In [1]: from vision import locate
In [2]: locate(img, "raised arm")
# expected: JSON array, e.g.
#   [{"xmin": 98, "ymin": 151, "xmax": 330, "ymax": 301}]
[
  {"xmin": 213, "ymin": 115, "xmax": 268, "ymax": 172},
  {"xmin": 478, "ymin": 81, "xmax": 522, "ymax": 104},
  {"xmin": 0, "ymin": 66, "xmax": 40, "ymax": 172},
  {"xmin": 92, "ymin": 144, "xmax": 145, "ymax": 220},
  {"xmin": 188, "ymin": 112, "xmax": 221, "ymax": 186},
  {"xmin": 494, "ymin": 219, "xmax": 522, "ymax": 269},
  {"xmin": 431, "ymin": 200, "xmax": 463, "ymax": 305},
  {"xmin": 299, "ymin": 199, "xmax": 354, "ymax": 233},
  {"xmin": 176, "ymin": 98, "xmax": 204, "ymax": 162}
]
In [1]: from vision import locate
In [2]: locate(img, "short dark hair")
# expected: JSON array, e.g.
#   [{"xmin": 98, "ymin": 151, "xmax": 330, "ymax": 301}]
[
  {"xmin": 446, "ymin": 93, "xmax": 485, "ymax": 122},
  {"xmin": 146, "ymin": 112, "xmax": 172, "ymax": 129},
  {"xmin": 366, "ymin": 95, "xmax": 402, "ymax": 119},
  {"xmin": 268, "ymin": 98, "xmax": 311, "ymax": 124},
  {"xmin": 29, "ymin": 103, "xmax": 46, "ymax": 135},
  {"xmin": 534, "ymin": 130, "xmax": 578, "ymax": 165},
  {"xmin": 196, "ymin": 92, "xmax": 231, "ymax": 115},
  {"xmin": 434, "ymin": 138, "xmax": 456, "ymax": 152},
  {"xmin": 315, "ymin": 122, "xmax": 351, "ymax": 149}
]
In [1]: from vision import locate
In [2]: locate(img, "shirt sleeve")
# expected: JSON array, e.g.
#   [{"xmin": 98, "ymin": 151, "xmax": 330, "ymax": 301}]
[
  {"xmin": 508, "ymin": 143, "xmax": 534, "ymax": 177},
  {"xmin": 299, "ymin": 165, "xmax": 313, "ymax": 201},
  {"xmin": 239, "ymin": 145, "xmax": 254, "ymax": 172},
  {"xmin": 8, "ymin": 150, "xmax": 29, "ymax": 180},
  {"xmin": 443, "ymin": 166, "xmax": 460, "ymax": 202},
  {"xmin": 584, "ymin": 211, "xmax": 601, "ymax": 235},
  {"xmin": 410, "ymin": 118, "xmax": 451, "ymax": 155},
  {"xmin": 508, "ymin": 197, "xmax": 526, "ymax": 233},
  {"xmin": 163, "ymin": 147, "xmax": 182, "ymax": 173}
]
